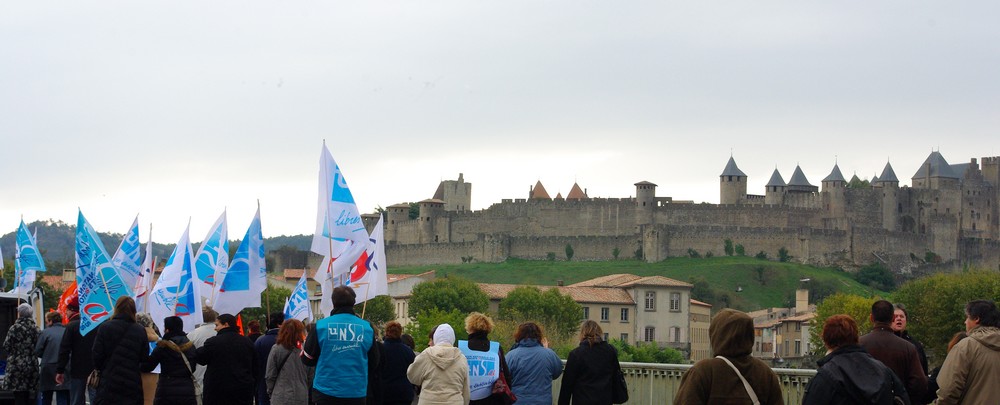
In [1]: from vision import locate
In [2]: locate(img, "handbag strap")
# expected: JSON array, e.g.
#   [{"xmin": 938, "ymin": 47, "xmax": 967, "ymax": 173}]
[
  {"xmin": 162, "ymin": 339, "xmax": 196, "ymax": 378},
  {"xmin": 715, "ymin": 356, "xmax": 760, "ymax": 405},
  {"xmin": 274, "ymin": 347, "xmax": 295, "ymax": 379}
]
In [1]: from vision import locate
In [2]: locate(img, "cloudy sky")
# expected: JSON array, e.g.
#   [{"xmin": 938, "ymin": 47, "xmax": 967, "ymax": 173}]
[{"xmin": 2, "ymin": 1, "xmax": 998, "ymax": 244}]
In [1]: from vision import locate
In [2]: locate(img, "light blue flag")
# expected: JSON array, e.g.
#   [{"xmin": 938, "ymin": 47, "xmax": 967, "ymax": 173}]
[
  {"xmin": 195, "ymin": 211, "xmax": 229, "ymax": 301},
  {"xmin": 213, "ymin": 207, "xmax": 266, "ymax": 316},
  {"xmin": 76, "ymin": 210, "xmax": 133, "ymax": 336},
  {"xmin": 16, "ymin": 220, "xmax": 46, "ymax": 273},
  {"xmin": 111, "ymin": 215, "xmax": 143, "ymax": 293},
  {"xmin": 283, "ymin": 270, "xmax": 311, "ymax": 322}
]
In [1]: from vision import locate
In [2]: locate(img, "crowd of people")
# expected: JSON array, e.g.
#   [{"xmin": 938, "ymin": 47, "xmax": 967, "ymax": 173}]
[{"xmin": 4, "ymin": 290, "xmax": 997, "ymax": 405}]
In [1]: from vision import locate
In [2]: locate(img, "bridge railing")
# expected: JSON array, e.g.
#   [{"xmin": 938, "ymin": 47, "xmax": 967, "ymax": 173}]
[{"xmin": 551, "ymin": 361, "xmax": 816, "ymax": 405}]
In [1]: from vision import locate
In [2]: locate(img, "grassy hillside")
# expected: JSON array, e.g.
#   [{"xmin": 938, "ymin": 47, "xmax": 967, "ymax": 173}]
[{"xmin": 390, "ymin": 256, "xmax": 884, "ymax": 311}]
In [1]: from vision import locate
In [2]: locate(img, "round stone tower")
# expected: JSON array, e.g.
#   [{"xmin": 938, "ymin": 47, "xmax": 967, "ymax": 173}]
[
  {"xmin": 634, "ymin": 181, "xmax": 657, "ymax": 227},
  {"xmin": 876, "ymin": 161, "xmax": 900, "ymax": 231},
  {"xmin": 418, "ymin": 199, "xmax": 445, "ymax": 243},
  {"xmin": 720, "ymin": 157, "xmax": 748, "ymax": 205},
  {"xmin": 821, "ymin": 163, "xmax": 847, "ymax": 218}
]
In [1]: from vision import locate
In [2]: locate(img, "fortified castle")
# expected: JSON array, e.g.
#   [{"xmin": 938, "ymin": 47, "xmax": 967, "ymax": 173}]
[{"xmin": 373, "ymin": 153, "xmax": 1000, "ymax": 273}]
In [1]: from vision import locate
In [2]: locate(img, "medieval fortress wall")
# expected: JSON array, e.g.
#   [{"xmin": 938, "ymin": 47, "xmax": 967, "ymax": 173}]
[{"xmin": 378, "ymin": 153, "xmax": 1000, "ymax": 273}]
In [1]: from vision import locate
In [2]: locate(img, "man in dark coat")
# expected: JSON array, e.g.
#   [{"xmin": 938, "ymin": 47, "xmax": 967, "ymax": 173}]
[
  {"xmin": 55, "ymin": 297, "xmax": 98, "ymax": 405},
  {"xmin": 253, "ymin": 312, "xmax": 283, "ymax": 405},
  {"xmin": 35, "ymin": 312, "xmax": 69, "ymax": 405},
  {"xmin": 860, "ymin": 300, "xmax": 928, "ymax": 404},
  {"xmin": 892, "ymin": 303, "xmax": 931, "ymax": 404},
  {"xmin": 197, "ymin": 313, "xmax": 257, "ymax": 405}
]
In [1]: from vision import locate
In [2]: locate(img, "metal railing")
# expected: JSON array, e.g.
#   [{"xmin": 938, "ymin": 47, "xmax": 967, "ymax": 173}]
[{"xmin": 552, "ymin": 361, "xmax": 816, "ymax": 405}]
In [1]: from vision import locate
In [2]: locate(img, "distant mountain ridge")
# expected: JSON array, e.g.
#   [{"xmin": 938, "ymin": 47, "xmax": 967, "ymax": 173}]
[{"xmin": 0, "ymin": 219, "xmax": 312, "ymax": 269}]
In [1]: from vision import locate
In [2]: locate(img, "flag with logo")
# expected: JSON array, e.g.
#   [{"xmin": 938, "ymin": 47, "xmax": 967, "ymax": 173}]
[
  {"xmin": 149, "ymin": 224, "xmax": 202, "ymax": 334},
  {"xmin": 111, "ymin": 215, "xmax": 143, "ymax": 295},
  {"xmin": 135, "ymin": 230, "xmax": 156, "ymax": 313},
  {"xmin": 76, "ymin": 210, "xmax": 133, "ymax": 336},
  {"xmin": 17, "ymin": 220, "xmax": 46, "ymax": 273},
  {"xmin": 346, "ymin": 216, "xmax": 389, "ymax": 304},
  {"xmin": 311, "ymin": 143, "xmax": 369, "ymax": 315},
  {"xmin": 195, "ymin": 211, "xmax": 229, "ymax": 302},
  {"xmin": 284, "ymin": 269, "xmax": 312, "ymax": 322},
  {"xmin": 213, "ymin": 207, "xmax": 266, "ymax": 316}
]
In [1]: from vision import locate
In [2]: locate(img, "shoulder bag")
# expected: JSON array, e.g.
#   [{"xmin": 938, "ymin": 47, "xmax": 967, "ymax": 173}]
[
  {"xmin": 612, "ymin": 360, "xmax": 629, "ymax": 404},
  {"xmin": 491, "ymin": 370, "xmax": 516, "ymax": 405},
  {"xmin": 716, "ymin": 356, "xmax": 759, "ymax": 405},
  {"xmin": 267, "ymin": 347, "xmax": 295, "ymax": 398},
  {"xmin": 88, "ymin": 325, "xmax": 128, "ymax": 390},
  {"xmin": 163, "ymin": 340, "xmax": 203, "ymax": 405}
]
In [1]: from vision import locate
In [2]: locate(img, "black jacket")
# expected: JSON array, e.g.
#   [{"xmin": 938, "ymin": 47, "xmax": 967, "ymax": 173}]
[
  {"xmin": 895, "ymin": 330, "xmax": 931, "ymax": 405},
  {"xmin": 803, "ymin": 345, "xmax": 910, "ymax": 405},
  {"xmin": 253, "ymin": 328, "xmax": 279, "ymax": 405},
  {"xmin": 56, "ymin": 314, "xmax": 98, "ymax": 379},
  {"xmin": 92, "ymin": 314, "xmax": 150, "ymax": 405},
  {"xmin": 558, "ymin": 340, "xmax": 619, "ymax": 405},
  {"xmin": 196, "ymin": 326, "xmax": 257, "ymax": 405},
  {"xmin": 380, "ymin": 338, "xmax": 416, "ymax": 405},
  {"xmin": 142, "ymin": 333, "xmax": 198, "ymax": 405}
]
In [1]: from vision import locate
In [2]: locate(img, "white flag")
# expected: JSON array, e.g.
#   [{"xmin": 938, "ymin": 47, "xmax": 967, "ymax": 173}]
[
  {"xmin": 346, "ymin": 216, "xmax": 388, "ymax": 304},
  {"xmin": 149, "ymin": 224, "xmax": 203, "ymax": 334},
  {"xmin": 284, "ymin": 269, "xmax": 312, "ymax": 322},
  {"xmin": 212, "ymin": 207, "xmax": 266, "ymax": 316},
  {"xmin": 311, "ymin": 143, "xmax": 369, "ymax": 315},
  {"xmin": 0, "ymin": 245, "xmax": 4, "ymax": 270},
  {"xmin": 195, "ymin": 211, "xmax": 229, "ymax": 302},
  {"xmin": 111, "ymin": 215, "xmax": 143, "ymax": 294},
  {"xmin": 134, "ymin": 229, "xmax": 155, "ymax": 313}
]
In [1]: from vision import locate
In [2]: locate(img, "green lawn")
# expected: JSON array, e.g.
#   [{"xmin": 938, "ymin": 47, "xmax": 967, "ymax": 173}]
[{"xmin": 390, "ymin": 256, "xmax": 883, "ymax": 311}]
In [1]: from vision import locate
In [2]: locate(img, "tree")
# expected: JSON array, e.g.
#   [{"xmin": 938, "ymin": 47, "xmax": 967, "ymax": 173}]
[
  {"xmin": 854, "ymin": 263, "xmax": 895, "ymax": 291},
  {"xmin": 609, "ymin": 339, "xmax": 685, "ymax": 364},
  {"xmin": 724, "ymin": 239, "xmax": 734, "ymax": 256},
  {"xmin": 405, "ymin": 307, "xmax": 468, "ymax": 352},
  {"xmin": 408, "ymin": 202, "xmax": 420, "ymax": 220},
  {"xmin": 565, "ymin": 244, "xmax": 574, "ymax": 261},
  {"xmin": 355, "ymin": 295, "xmax": 395, "ymax": 330},
  {"xmin": 754, "ymin": 251, "xmax": 768, "ymax": 260},
  {"xmin": 239, "ymin": 284, "xmax": 293, "ymax": 326},
  {"xmin": 498, "ymin": 286, "xmax": 583, "ymax": 341},
  {"xmin": 689, "ymin": 277, "xmax": 715, "ymax": 304},
  {"xmin": 408, "ymin": 276, "xmax": 488, "ymax": 318},
  {"xmin": 612, "ymin": 247, "xmax": 621, "ymax": 260},
  {"xmin": 810, "ymin": 293, "xmax": 877, "ymax": 356},
  {"xmin": 687, "ymin": 248, "xmax": 701, "ymax": 258},
  {"xmin": 893, "ymin": 271, "xmax": 1000, "ymax": 362},
  {"xmin": 734, "ymin": 244, "xmax": 746, "ymax": 256},
  {"xmin": 778, "ymin": 247, "xmax": 791, "ymax": 262}
]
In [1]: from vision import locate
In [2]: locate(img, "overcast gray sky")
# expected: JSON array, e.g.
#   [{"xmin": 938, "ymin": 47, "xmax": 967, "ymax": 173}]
[{"xmin": 2, "ymin": 1, "xmax": 998, "ymax": 244}]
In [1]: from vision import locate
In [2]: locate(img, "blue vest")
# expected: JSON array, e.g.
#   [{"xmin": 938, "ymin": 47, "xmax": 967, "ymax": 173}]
[
  {"xmin": 458, "ymin": 340, "xmax": 501, "ymax": 400},
  {"xmin": 314, "ymin": 313, "xmax": 374, "ymax": 398}
]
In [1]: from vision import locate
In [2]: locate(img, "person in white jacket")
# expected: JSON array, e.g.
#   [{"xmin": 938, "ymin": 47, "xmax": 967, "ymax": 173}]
[{"xmin": 407, "ymin": 324, "xmax": 471, "ymax": 405}]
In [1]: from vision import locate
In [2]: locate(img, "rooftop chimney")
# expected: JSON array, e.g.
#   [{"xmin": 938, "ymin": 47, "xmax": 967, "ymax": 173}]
[{"xmin": 795, "ymin": 289, "xmax": 809, "ymax": 314}]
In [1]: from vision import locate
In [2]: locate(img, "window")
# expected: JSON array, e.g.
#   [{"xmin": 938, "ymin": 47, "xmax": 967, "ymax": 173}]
[
  {"xmin": 644, "ymin": 327, "xmax": 656, "ymax": 342},
  {"xmin": 670, "ymin": 292, "xmax": 681, "ymax": 312},
  {"xmin": 600, "ymin": 307, "xmax": 610, "ymax": 322},
  {"xmin": 620, "ymin": 333, "xmax": 629, "ymax": 342},
  {"xmin": 604, "ymin": 333, "xmax": 609, "ymax": 342},
  {"xmin": 795, "ymin": 322, "xmax": 801, "ymax": 332},
  {"xmin": 645, "ymin": 292, "xmax": 656, "ymax": 311},
  {"xmin": 795, "ymin": 340, "xmax": 801, "ymax": 355},
  {"xmin": 582, "ymin": 307, "xmax": 589, "ymax": 319},
  {"xmin": 620, "ymin": 308, "xmax": 629, "ymax": 322},
  {"xmin": 668, "ymin": 326, "xmax": 681, "ymax": 343}
]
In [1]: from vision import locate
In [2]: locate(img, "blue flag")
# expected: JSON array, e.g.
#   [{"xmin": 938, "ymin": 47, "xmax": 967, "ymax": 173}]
[
  {"xmin": 149, "ymin": 224, "xmax": 202, "ymax": 334},
  {"xmin": 16, "ymin": 220, "xmax": 46, "ymax": 273},
  {"xmin": 111, "ymin": 215, "xmax": 143, "ymax": 293},
  {"xmin": 195, "ymin": 211, "xmax": 229, "ymax": 301},
  {"xmin": 76, "ymin": 210, "xmax": 133, "ymax": 336},
  {"xmin": 213, "ymin": 207, "xmax": 266, "ymax": 316},
  {"xmin": 283, "ymin": 269, "xmax": 311, "ymax": 322}
]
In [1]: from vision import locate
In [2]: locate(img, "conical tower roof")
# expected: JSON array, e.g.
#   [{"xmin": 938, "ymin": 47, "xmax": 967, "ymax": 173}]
[
  {"xmin": 530, "ymin": 181, "xmax": 551, "ymax": 199},
  {"xmin": 850, "ymin": 174, "xmax": 861, "ymax": 184},
  {"xmin": 912, "ymin": 151, "xmax": 959, "ymax": 179},
  {"xmin": 555, "ymin": 192, "xmax": 563, "ymax": 199},
  {"xmin": 720, "ymin": 157, "xmax": 747, "ymax": 177},
  {"xmin": 787, "ymin": 165, "xmax": 814, "ymax": 187},
  {"xmin": 822, "ymin": 164, "xmax": 846, "ymax": 182},
  {"xmin": 871, "ymin": 173, "xmax": 880, "ymax": 183},
  {"xmin": 878, "ymin": 162, "xmax": 899, "ymax": 183},
  {"xmin": 566, "ymin": 182, "xmax": 589, "ymax": 200},
  {"xmin": 766, "ymin": 169, "xmax": 786, "ymax": 187}
]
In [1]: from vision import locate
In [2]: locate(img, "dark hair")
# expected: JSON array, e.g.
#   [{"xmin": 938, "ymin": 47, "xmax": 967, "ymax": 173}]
[
  {"xmin": 218, "ymin": 314, "xmax": 237, "ymax": 328},
  {"xmin": 113, "ymin": 296, "xmax": 137, "ymax": 321},
  {"xmin": 871, "ymin": 300, "xmax": 894, "ymax": 323},
  {"xmin": 164, "ymin": 316, "xmax": 184, "ymax": 334},
  {"xmin": 822, "ymin": 314, "xmax": 859, "ymax": 349},
  {"xmin": 428, "ymin": 325, "xmax": 439, "ymax": 342},
  {"xmin": 45, "ymin": 311, "xmax": 62, "ymax": 324},
  {"xmin": 893, "ymin": 303, "xmax": 909, "ymax": 319},
  {"xmin": 268, "ymin": 312, "xmax": 285, "ymax": 330},
  {"xmin": 513, "ymin": 322, "xmax": 544, "ymax": 342},
  {"xmin": 248, "ymin": 320, "xmax": 261, "ymax": 333},
  {"xmin": 332, "ymin": 286, "xmax": 356, "ymax": 308},
  {"xmin": 966, "ymin": 300, "xmax": 1000, "ymax": 327},
  {"xmin": 276, "ymin": 319, "xmax": 305, "ymax": 350},
  {"xmin": 401, "ymin": 334, "xmax": 416, "ymax": 350},
  {"xmin": 947, "ymin": 331, "xmax": 968, "ymax": 353},
  {"xmin": 384, "ymin": 321, "xmax": 403, "ymax": 340}
]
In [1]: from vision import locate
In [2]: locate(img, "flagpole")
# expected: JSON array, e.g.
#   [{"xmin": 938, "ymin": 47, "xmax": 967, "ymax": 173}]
[
  {"xmin": 146, "ymin": 256, "xmax": 156, "ymax": 312},
  {"xmin": 361, "ymin": 282, "xmax": 371, "ymax": 319},
  {"xmin": 93, "ymin": 253, "xmax": 115, "ymax": 313}
]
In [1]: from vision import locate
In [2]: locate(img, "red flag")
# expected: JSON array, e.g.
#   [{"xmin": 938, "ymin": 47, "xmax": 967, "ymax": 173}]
[
  {"xmin": 236, "ymin": 314, "xmax": 245, "ymax": 336},
  {"xmin": 58, "ymin": 282, "xmax": 78, "ymax": 325}
]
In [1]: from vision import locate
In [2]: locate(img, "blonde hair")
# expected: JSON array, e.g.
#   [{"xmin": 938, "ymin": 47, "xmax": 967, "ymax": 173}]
[
  {"xmin": 579, "ymin": 320, "xmax": 603, "ymax": 346},
  {"xmin": 464, "ymin": 312, "xmax": 495, "ymax": 334}
]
